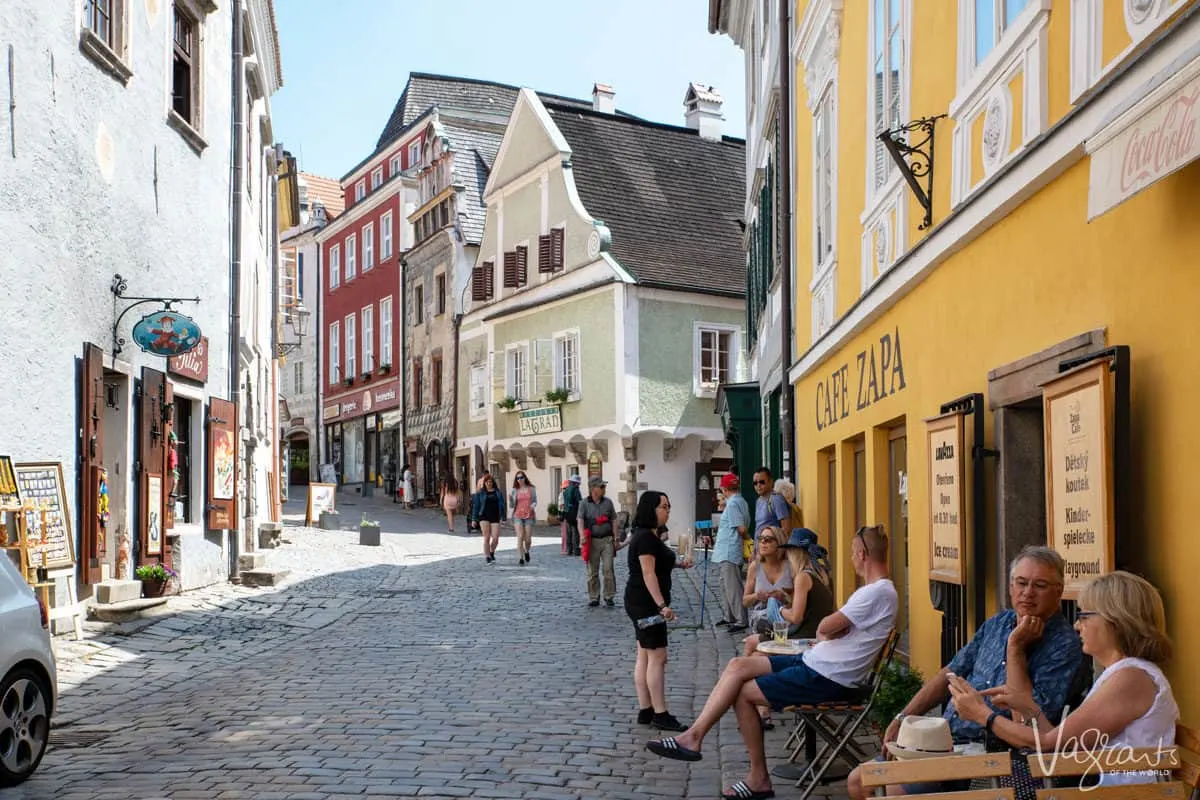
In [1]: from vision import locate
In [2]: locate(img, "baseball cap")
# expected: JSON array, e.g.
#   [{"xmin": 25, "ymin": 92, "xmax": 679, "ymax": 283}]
[
  {"xmin": 719, "ymin": 474, "xmax": 739, "ymax": 491},
  {"xmin": 588, "ymin": 476, "xmax": 606, "ymax": 489}
]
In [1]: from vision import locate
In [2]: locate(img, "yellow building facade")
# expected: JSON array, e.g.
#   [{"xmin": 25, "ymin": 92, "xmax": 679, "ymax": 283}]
[{"xmin": 789, "ymin": 0, "xmax": 1200, "ymax": 722}]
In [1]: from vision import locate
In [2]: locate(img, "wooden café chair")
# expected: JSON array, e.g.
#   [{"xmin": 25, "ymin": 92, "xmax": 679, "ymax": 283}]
[{"xmin": 859, "ymin": 750, "xmax": 1015, "ymax": 799}]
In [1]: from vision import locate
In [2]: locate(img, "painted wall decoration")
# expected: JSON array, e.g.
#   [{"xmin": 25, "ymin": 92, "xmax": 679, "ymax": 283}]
[
  {"xmin": 132, "ymin": 310, "xmax": 202, "ymax": 357},
  {"xmin": 146, "ymin": 474, "xmax": 163, "ymax": 556},
  {"xmin": 13, "ymin": 462, "xmax": 76, "ymax": 570},
  {"xmin": 213, "ymin": 428, "xmax": 236, "ymax": 500}
]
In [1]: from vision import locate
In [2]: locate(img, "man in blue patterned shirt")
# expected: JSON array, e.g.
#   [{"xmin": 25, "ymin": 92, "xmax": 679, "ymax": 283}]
[{"xmin": 847, "ymin": 545, "xmax": 1084, "ymax": 798}]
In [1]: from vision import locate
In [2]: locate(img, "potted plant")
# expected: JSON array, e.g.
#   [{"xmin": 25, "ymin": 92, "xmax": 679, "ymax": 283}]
[
  {"xmin": 867, "ymin": 661, "xmax": 925, "ymax": 737},
  {"xmin": 344, "ymin": 376, "xmax": 355, "ymax": 387},
  {"xmin": 362, "ymin": 371, "xmax": 373, "ymax": 381},
  {"xmin": 134, "ymin": 563, "xmax": 177, "ymax": 598},
  {"xmin": 546, "ymin": 503, "xmax": 561, "ymax": 525},
  {"xmin": 496, "ymin": 395, "xmax": 517, "ymax": 411},
  {"xmin": 378, "ymin": 362, "xmax": 391, "ymax": 375},
  {"xmin": 544, "ymin": 387, "xmax": 570, "ymax": 404}
]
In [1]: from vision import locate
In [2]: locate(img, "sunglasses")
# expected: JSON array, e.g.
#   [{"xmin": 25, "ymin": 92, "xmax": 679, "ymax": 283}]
[
  {"xmin": 758, "ymin": 536, "xmax": 777, "ymax": 544},
  {"xmin": 753, "ymin": 479, "xmax": 768, "ymax": 486}
]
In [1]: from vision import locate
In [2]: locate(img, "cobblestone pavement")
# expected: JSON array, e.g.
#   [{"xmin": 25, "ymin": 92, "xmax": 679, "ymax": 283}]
[{"xmin": 13, "ymin": 493, "xmax": 860, "ymax": 799}]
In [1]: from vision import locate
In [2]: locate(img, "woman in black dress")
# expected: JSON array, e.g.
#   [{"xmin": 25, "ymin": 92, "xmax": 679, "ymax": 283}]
[{"xmin": 624, "ymin": 491, "xmax": 693, "ymax": 732}]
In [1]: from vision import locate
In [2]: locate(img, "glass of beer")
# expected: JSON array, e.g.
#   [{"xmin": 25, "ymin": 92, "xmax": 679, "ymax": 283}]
[{"xmin": 772, "ymin": 620, "xmax": 788, "ymax": 645}]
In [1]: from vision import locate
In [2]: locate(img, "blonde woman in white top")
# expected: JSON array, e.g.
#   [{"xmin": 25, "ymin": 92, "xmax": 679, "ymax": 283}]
[{"xmin": 949, "ymin": 571, "xmax": 1178, "ymax": 789}]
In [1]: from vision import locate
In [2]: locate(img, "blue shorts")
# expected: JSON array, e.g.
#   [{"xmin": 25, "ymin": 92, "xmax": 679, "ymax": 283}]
[{"xmin": 754, "ymin": 655, "xmax": 862, "ymax": 711}]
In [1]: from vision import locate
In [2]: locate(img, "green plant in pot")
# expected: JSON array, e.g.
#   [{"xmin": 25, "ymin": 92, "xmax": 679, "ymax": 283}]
[
  {"xmin": 867, "ymin": 661, "xmax": 926, "ymax": 737},
  {"xmin": 496, "ymin": 396, "xmax": 517, "ymax": 411},
  {"xmin": 544, "ymin": 387, "xmax": 570, "ymax": 404},
  {"xmin": 134, "ymin": 563, "xmax": 178, "ymax": 598},
  {"xmin": 546, "ymin": 503, "xmax": 561, "ymax": 524}
]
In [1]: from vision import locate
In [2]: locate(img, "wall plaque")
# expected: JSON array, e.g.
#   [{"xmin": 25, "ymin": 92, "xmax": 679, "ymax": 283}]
[
  {"xmin": 518, "ymin": 406, "xmax": 563, "ymax": 436},
  {"xmin": 1042, "ymin": 362, "xmax": 1115, "ymax": 599},
  {"xmin": 13, "ymin": 462, "xmax": 76, "ymax": 570},
  {"xmin": 925, "ymin": 413, "xmax": 965, "ymax": 584},
  {"xmin": 168, "ymin": 336, "xmax": 209, "ymax": 382}
]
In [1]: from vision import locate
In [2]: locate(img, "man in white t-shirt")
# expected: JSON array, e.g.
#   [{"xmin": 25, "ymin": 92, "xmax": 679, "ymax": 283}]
[{"xmin": 647, "ymin": 525, "xmax": 897, "ymax": 800}]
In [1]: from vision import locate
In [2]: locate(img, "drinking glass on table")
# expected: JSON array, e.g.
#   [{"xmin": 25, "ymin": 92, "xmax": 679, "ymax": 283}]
[{"xmin": 772, "ymin": 620, "xmax": 788, "ymax": 645}]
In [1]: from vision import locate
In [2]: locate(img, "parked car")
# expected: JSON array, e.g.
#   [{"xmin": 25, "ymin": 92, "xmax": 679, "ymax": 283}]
[{"xmin": 0, "ymin": 553, "xmax": 56, "ymax": 787}]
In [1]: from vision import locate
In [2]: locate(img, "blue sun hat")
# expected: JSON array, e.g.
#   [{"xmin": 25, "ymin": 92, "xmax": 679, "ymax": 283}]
[{"xmin": 781, "ymin": 528, "xmax": 832, "ymax": 576}]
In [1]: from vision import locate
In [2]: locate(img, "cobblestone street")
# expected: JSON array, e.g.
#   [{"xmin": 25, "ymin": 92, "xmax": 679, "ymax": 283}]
[{"xmin": 12, "ymin": 494, "xmax": 856, "ymax": 799}]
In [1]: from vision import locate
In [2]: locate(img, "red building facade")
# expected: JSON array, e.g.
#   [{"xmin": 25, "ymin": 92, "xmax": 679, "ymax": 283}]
[{"xmin": 319, "ymin": 131, "xmax": 422, "ymax": 492}]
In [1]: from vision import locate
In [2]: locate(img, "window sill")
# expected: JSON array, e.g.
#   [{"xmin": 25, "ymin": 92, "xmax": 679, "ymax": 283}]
[
  {"xmin": 809, "ymin": 255, "xmax": 837, "ymax": 292},
  {"xmin": 167, "ymin": 110, "xmax": 208, "ymax": 155},
  {"xmin": 79, "ymin": 29, "xmax": 132, "ymax": 86}
]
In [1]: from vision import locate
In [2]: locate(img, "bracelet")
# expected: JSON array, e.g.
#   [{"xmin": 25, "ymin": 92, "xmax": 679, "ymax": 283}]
[
  {"xmin": 986, "ymin": 711, "xmax": 1001, "ymax": 733},
  {"xmin": 894, "ymin": 713, "xmax": 908, "ymax": 723},
  {"xmin": 657, "ymin": 602, "xmax": 668, "ymax": 611}
]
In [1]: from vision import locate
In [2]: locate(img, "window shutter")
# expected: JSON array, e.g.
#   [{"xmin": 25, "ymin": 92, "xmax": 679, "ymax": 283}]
[
  {"xmin": 473, "ymin": 261, "xmax": 494, "ymax": 301},
  {"xmin": 491, "ymin": 349, "xmax": 506, "ymax": 404},
  {"xmin": 550, "ymin": 227, "xmax": 564, "ymax": 271},
  {"xmin": 483, "ymin": 260, "xmax": 495, "ymax": 298},
  {"xmin": 162, "ymin": 378, "xmax": 175, "ymax": 564},
  {"xmin": 206, "ymin": 397, "xmax": 238, "ymax": 530},
  {"xmin": 532, "ymin": 339, "xmax": 553, "ymax": 398},
  {"xmin": 138, "ymin": 367, "xmax": 168, "ymax": 567},
  {"xmin": 502, "ymin": 250, "xmax": 518, "ymax": 288},
  {"xmin": 516, "ymin": 245, "xmax": 528, "ymax": 286},
  {"xmin": 538, "ymin": 234, "xmax": 553, "ymax": 273},
  {"xmin": 80, "ymin": 342, "xmax": 105, "ymax": 584}
]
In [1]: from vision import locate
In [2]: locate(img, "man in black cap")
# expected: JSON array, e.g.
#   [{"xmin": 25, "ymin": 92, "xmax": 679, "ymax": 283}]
[
  {"xmin": 562, "ymin": 474, "xmax": 583, "ymax": 556},
  {"xmin": 580, "ymin": 476, "xmax": 619, "ymax": 607}
]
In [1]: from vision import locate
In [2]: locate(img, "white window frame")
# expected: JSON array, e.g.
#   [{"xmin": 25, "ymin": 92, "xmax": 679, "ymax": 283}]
[
  {"xmin": 379, "ymin": 295, "xmax": 393, "ymax": 368},
  {"xmin": 329, "ymin": 243, "xmax": 341, "ymax": 289},
  {"xmin": 389, "ymin": 154, "xmax": 401, "ymax": 176},
  {"xmin": 505, "ymin": 343, "xmax": 530, "ymax": 400},
  {"xmin": 370, "ymin": 166, "xmax": 383, "ymax": 190},
  {"xmin": 867, "ymin": 0, "xmax": 911, "ymax": 198},
  {"xmin": 692, "ymin": 323, "xmax": 739, "ymax": 398},
  {"xmin": 962, "ymin": 0, "xmax": 1029, "ymax": 74},
  {"xmin": 469, "ymin": 363, "xmax": 487, "ymax": 421},
  {"xmin": 344, "ymin": 314, "xmax": 356, "ymax": 379},
  {"xmin": 329, "ymin": 321, "xmax": 340, "ymax": 384},
  {"xmin": 345, "ymin": 233, "xmax": 357, "ymax": 280},
  {"xmin": 813, "ymin": 89, "xmax": 837, "ymax": 273},
  {"xmin": 380, "ymin": 211, "xmax": 393, "ymax": 260},
  {"xmin": 551, "ymin": 329, "xmax": 581, "ymax": 400},
  {"xmin": 362, "ymin": 222, "xmax": 375, "ymax": 271},
  {"xmin": 354, "ymin": 180, "xmax": 365, "ymax": 202},
  {"xmin": 361, "ymin": 305, "xmax": 375, "ymax": 373},
  {"xmin": 293, "ymin": 361, "xmax": 304, "ymax": 394},
  {"xmin": 408, "ymin": 140, "xmax": 420, "ymax": 168}
]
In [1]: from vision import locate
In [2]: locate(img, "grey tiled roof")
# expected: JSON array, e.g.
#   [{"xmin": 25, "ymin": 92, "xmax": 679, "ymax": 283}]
[
  {"xmin": 375, "ymin": 72, "xmax": 640, "ymax": 152},
  {"xmin": 545, "ymin": 103, "xmax": 746, "ymax": 297},
  {"xmin": 438, "ymin": 115, "xmax": 506, "ymax": 245}
]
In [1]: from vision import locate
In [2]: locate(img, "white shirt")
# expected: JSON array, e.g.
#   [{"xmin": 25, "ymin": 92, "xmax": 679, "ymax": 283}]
[
  {"xmin": 1089, "ymin": 658, "xmax": 1179, "ymax": 787},
  {"xmin": 802, "ymin": 578, "xmax": 898, "ymax": 688}
]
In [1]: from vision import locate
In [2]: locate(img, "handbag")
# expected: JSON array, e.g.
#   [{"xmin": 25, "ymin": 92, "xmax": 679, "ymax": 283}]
[{"xmin": 581, "ymin": 530, "xmax": 591, "ymax": 561}]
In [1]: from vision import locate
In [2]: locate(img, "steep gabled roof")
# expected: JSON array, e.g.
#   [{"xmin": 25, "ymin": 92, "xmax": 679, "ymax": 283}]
[
  {"xmin": 435, "ymin": 115, "xmax": 506, "ymax": 245},
  {"xmin": 543, "ymin": 103, "xmax": 746, "ymax": 298}
]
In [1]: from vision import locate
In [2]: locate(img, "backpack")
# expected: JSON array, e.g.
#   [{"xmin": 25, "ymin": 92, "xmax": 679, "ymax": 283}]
[{"xmin": 789, "ymin": 502, "xmax": 804, "ymax": 529}]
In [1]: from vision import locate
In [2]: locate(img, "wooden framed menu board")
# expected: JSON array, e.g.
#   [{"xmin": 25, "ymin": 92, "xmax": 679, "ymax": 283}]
[{"xmin": 14, "ymin": 462, "xmax": 76, "ymax": 570}]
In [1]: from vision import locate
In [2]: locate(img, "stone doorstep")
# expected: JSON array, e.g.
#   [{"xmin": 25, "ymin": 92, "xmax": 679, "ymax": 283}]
[
  {"xmin": 87, "ymin": 596, "xmax": 170, "ymax": 623},
  {"xmin": 93, "ymin": 579, "xmax": 142, "ymax": 605},
  {"xmin": 238, "ymin": 551, "xmax": 268, "ymax": 571},
  {"xmin": 239, "ymin": 567, "xmax": 291, "ymax": 588}
]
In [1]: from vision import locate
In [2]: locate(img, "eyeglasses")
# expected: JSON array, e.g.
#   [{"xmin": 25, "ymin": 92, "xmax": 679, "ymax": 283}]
[
  {"xmin": 1075, "ymin": 610, "xmax": 1100, "ymax": 621},
  {"xmin": 753, "ymin": 479, "xmax": 768, "ymax": 486},
  {"xmin": 1011, "ymin": 578, "xmax": 1062, "ymax": 593}
]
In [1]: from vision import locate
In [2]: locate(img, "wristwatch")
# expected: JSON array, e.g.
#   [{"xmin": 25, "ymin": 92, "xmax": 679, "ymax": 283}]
[
  {"xmin": 657, "ymin": 602, "xmax": 668, "ymax": 611},
  {"xmin": 894, "ymin": 713, "xmax": 908, "ymax": 723}
]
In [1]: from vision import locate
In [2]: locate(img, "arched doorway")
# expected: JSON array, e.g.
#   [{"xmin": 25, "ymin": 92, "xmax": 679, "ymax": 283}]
[
  {"xmin": 288, "ymin": 433, "xmax": 311, "ymax": 486},
  {"xmin": 424, "ymin": 440, "xmax": 443, "ymax": 502}
]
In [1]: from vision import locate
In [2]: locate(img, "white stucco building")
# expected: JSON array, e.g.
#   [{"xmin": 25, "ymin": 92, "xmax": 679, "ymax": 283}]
[{"xmin": 0, "ymin": 0, "xmax": 284, "ymax": 599}]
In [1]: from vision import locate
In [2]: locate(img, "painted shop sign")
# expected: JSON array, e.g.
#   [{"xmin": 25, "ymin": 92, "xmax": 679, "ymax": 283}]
[
  {"xmin": 925, "ymin": 413, "xmax": 965, "ymax": 584},
  {"xmin": 1041, "ymin": 362, "xmax": 1115, "ymax": 599},
  {"xmin": 168, "ymin": 336, "xmax": 209, "ymax": 382},
  {"xmin": 132, "ymin": 310, "xmax": 202, "ymax": 357},
  {"xmin": 1087, "ymin": 62, "xmax": 1200, "ymax": 219},
  {"xmin": 324, "ymin": 380, "xmax": 401, "ymax": 422},
  {"xmin": 815, "ymin": 327, "xmax": 907, "ymax": 431},
  {"xmin": 518, "ymin": 406, "xmax": 563, "ymax": 436}
]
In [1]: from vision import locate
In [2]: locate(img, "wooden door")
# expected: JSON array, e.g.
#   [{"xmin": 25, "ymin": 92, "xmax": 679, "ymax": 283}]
[
  {"xmin": 161, "ymin": 379, "xmax": 175, "ymax": 567},
  {"xmin": 206, "ymin": 397, "xmax": 238, "ymax": 530},
  {"xmin": 138, "ymin": 367, "xmax": 168, "ymax": 566},
  {"xmin": 79, "ymin": 343, "xmax": 105, "ymax": 584}
]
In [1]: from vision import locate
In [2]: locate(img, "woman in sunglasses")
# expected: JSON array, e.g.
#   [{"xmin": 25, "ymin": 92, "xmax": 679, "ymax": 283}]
[
  {"xmin": 509, "ymin": 472, "xmax": 538, "ymax": 565},
  {"xmin": 470, "ymin": 473, "xmax": 507, "ymax": 564},
  {"xmin": 741, "ymin": 526, "xmax": 793, "ymax": 638}
]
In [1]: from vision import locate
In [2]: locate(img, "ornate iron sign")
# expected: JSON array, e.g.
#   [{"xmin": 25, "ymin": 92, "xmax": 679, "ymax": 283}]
[{"xmin": 131, "ymin": 310, "xmax": 202, "ymax": 357}]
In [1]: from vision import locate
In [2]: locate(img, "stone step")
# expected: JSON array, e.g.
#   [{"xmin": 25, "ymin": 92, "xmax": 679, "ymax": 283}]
[
  {"xmin": 94, "ymin": 579, "xmax": 142, "ymax": 605},
  {"xmin": 87, "ymin": 597, "xmax": 170, "ymax": 623},
  {"xmin": 240, "ymin": 567, "xmax": 291, "ymax": 588},
  {"xmin": 238, "ymin": 552, "xmax": 268, "ymax": 571},
  {"xmin": 258, "ymin": 521, "xmax": 282, "ymax": 549}
]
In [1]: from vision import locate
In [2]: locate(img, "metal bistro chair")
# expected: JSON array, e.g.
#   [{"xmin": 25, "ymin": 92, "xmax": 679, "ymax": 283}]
[
  {"xmin": 784, "ymin": 628, "xmax": 901, "ymax": 799},
  {"xmin": 860, "ymin": 750, "xmax": 1015, "ymax": 800},
  {"xmin": 1028, "ymin": 721, "xmax": 1200, "ymax": 800}
]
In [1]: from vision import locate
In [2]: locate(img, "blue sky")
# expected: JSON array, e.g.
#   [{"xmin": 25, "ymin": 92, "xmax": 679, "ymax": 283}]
[{"xmin": 270, "ymin": 0, "xmax": 746, "ymax": 180}]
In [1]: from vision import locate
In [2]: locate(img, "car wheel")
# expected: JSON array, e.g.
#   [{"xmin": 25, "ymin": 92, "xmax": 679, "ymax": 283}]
[{"xmin": 0, "ymin": 668, "xmax": 51, "ymax": 787}]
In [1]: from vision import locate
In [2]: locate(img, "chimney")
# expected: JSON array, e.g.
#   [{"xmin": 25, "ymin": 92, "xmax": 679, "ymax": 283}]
[
  {"xmin": 592, "ymin": 82, "xmax": 615, "ymax": 114},
  {"xmin": 684, "ymin": 82, "xmax": 724, "ymax": 141}
]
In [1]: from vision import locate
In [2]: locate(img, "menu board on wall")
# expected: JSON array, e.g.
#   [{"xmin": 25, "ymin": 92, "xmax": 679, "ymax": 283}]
[
  {"xmin": 13, "ymin": 462, "xmax": 76, "ymax": 570},
  {"xmin": 1042, "ymin": 362, "xmax": 1115, "ymax": 599},
  {"xmin": 926, "ymin": 413, "xmax": 966, "ymax": 584}
]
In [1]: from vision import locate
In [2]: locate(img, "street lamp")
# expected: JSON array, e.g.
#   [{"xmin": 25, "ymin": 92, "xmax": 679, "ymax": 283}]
[{"xmin": 277, "ymin": 302, "xmax": 311, "ymax": 358}]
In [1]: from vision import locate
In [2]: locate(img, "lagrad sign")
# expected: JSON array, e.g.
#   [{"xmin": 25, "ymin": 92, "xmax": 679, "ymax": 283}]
[
  {"xmin": 518, "ymin": 406, "xmax": 562, "ymax": 436},
  {"xmin": 815, "ymin": 328, "xmax": 906, "ymax": 431},
  {"xmin": 1087, "ymin": 63, "xmax": 1200, "ymax": 219}
]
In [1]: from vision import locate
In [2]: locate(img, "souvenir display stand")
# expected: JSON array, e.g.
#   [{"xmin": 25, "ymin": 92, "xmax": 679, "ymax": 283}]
[{"xmin": 0, "ymin": 503, "xmax": 84, "ymax": 640}]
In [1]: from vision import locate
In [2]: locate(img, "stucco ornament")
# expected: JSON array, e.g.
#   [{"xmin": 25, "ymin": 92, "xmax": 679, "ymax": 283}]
[
  {"xmin": 1126, "ymin": 0, "xmax": 1159, "ymax": 25},
  {"xmin": 981, "ymin": 90, "xmax": 1009, "ymax": 174},
  {"xmin": 587, "ymin": 230, "xmax": 601, "ymax": 259},
  {"xmin": 874, "ymin": 219, "xmax": 890, "ymax": 273},
  {"xmin": 1124, "ymin": 0, "xmax": 1165, "ymax": 37}
]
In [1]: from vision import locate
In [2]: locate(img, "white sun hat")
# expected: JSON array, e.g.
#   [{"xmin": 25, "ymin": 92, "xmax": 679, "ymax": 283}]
[{"xmin": 886, "ymin": 716, "xmax": 958, "ymax": 760}]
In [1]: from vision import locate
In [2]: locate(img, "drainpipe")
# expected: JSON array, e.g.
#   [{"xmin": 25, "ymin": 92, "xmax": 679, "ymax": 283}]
[
  {"xmin": 314, "ymin": 235, "xmax": 323, "ymax": 478},
  {"xmin": 270, "ymin": 157, "xmax": 280, "ymax": 518},
  {"xmin": 229, "ymin": 0, "xmax": 244, "ymax": 576},
  {"xmin": 399, "ymin": 256, "xmax": 409, "ymax": 492},
  {"xmin": 778, "ymin": 0, "xmax": 796, "ymax": 482}
]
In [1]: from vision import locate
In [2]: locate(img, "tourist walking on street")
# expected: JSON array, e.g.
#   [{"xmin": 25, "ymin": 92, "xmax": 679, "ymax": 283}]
[
  {"xmin": 471, "ymin": 473, "xmax": 507, "ymax": 563},
  {"xmin": 401, "ymin": 464, "xmax": 415, "ymax": 509},
  {"xmin": 562, "ymin": 474, "xmax": 582, "ymax": 556},
  {"xmin": 439, "ymin": 476, "xmax": 459, "ymax": 533},
  {"xmin": 509, "ymin": 472, "xmax": 537, "ymax": 565},
  {"xmin": 625, "ymin": 490, "xmax": 694, "ymax": 732},
  {"xmin": 710, "ymin": 473, "xmax": 750, "ymax": 629},
  {"xmin": 581, "ymin": 476, "xmax": 619, "ymax": 606}
]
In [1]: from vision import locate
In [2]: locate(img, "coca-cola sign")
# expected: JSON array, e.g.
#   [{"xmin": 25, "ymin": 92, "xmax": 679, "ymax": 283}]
[
  {"xmin": 168, "ymin": 336, "xmax": 209, "ymax": 383},
  {"xmin": 1089, "ymin": 70, "xmax": 1200, "ymax": 220}
]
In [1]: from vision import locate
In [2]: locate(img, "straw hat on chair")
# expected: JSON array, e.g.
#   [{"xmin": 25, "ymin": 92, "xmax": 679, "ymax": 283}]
[{"xmin": 886, "ymin": 716, "xmax": 958, "ymax": 760}]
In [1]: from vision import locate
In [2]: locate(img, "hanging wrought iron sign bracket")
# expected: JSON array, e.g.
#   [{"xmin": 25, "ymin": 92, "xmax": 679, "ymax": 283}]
[
  {"xmin": 878, "ymin": 114, "xmax": 947, "ymax": 231},
  {"xmin": 110, "ymin": 273, "xmax": 201, "ymax": 363}
]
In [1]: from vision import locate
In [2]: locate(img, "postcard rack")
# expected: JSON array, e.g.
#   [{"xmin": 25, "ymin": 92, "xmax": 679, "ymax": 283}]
[{"xmin": 1, "ymin": 503, "xmax": 83, "ymax": 639}]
